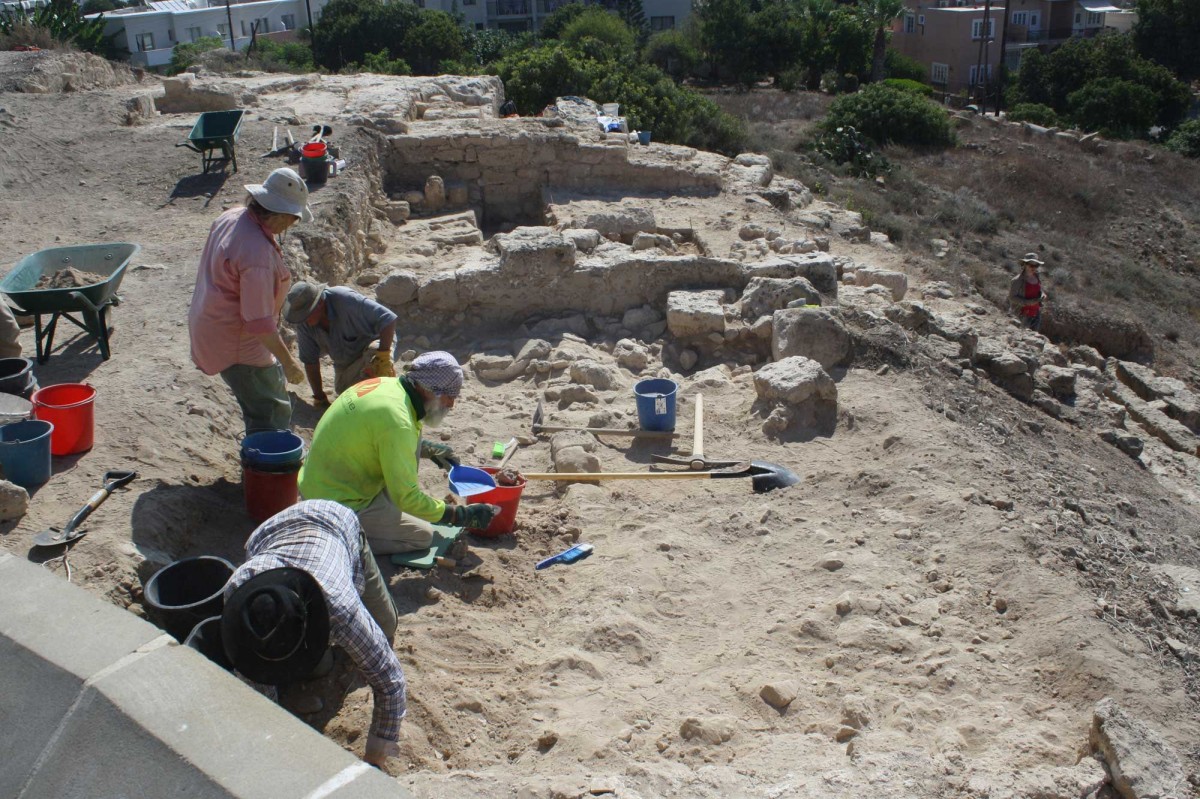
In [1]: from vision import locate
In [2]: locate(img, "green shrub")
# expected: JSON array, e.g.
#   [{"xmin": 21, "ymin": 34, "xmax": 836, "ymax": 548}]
[
  {"xmin": 539, "ymin": 2, "xmax": 589, "ymax": 39},
  {"xmin": 883, "ymin": 77, "xmax": 932, "ymax": 96},
  {"xmin": 824, "ymin": 83, "xmax": 953, "ymax": 147},
  {"xmin": 1165, "ymin": 118, "xmax": 1200, "ymax": 158},
  {"xmin": 1006, "ymin": 102, "xmax": 1058, "ymax": 126},
  {"xmin": 884, "ymin": 48, "xmax": 925, "ymax": 81},
  {"xmin": 1067, "ymin": 77, "xmax": 1157, "ymax": 138},
  {"xmin": 644, "ymin": 28, "xmax": 700, "ymax": 80},
  {"xmin": 813, "ymin": 124, "xmax": 890, "ymax": 177},
  {"xmin": 493, "ymin": 41, "xmax": 745, "ymax": 153},
  {"xmin": 776, "ymin": 65, "xmax": 806, "ymax": 92},
  {"xmin": 169, "ymin": 35, "xmax": 224, "ymax": 74},
  {"xmin": 311, "ymin": 0, "xmax": 462, "ymax": 74},
  {"xmin": 464, "ymin": 27, "xmax": 530, "ymax": 68},
  {"xmin": 560, "ymin": 7, "xmax": 637, "ymax": 59},
  {"xmin": 359, "ymin": 49, "xmax": 411, "ymax": 75}
]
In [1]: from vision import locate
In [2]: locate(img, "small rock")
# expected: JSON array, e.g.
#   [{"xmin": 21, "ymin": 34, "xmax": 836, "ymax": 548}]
[
  {"xmin": 537, "ymin": 730, "xmax": 559, "ymax": 750},
  {"xmin": 679, "ymin": 349, "xmax": 698, "ymax": 371},
  {"xmin": 0, "ymin": 479, "xmax": 30, "ymax": 521},
  {"xmin": 679, "ymin": 716, "xmax": 735, "ymax": 745},
  {"xmin": 835, "ymin": 593, "xmax": 854, "ymax": 616},
  {"xmin": 759, "ymin": 680, "xmax": 799, "ymax": 709},
  {"xmin": 817, "ymin": 553, "xmax": 845, "ymax": 571},
  {"xmin": 834, "ymin": 726, "xmax": 858, "ymax": 742},
  {"xmin": 290, "ymin": 694, "xmax": 323, "ymax": 715}
]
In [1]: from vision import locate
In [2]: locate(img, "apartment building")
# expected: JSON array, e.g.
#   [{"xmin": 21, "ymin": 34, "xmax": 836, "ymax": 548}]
[
  {"xmin": 892, "ymin": 0, "xmax": 1127, "ymax": 95},
  {"xmin": 94, "ymin": 0, "xmax": 328, "ymax": 69}
]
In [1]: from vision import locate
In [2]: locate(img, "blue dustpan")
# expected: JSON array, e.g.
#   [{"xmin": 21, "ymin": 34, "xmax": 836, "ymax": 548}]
[{"xmin": 448, "ymin": 465, "xmax": 496, "ymax": 498}]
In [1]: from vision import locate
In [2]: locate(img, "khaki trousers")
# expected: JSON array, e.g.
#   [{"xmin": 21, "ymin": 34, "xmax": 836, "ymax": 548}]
[{"xmin": 357, "ymin": 489, "xmax": 435, "ymax": 555}]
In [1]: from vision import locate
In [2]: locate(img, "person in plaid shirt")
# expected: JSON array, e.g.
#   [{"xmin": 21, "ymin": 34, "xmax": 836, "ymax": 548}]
[{"xmin": 222, "ymin": 499, "xmax": 406, "ymax": 767}]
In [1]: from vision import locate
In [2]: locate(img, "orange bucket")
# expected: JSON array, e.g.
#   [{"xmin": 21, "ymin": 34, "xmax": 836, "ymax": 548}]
[
  {"xmin": 32, "ymin": 383, "xmax": 95, "ymax": 455},
  {"xmin": 467, "ymin": 466, "xmax": 525, "ymax": 537},
  {"xmin": 243, "ymin": 461, "xmax": 300, "ymax": 522}
]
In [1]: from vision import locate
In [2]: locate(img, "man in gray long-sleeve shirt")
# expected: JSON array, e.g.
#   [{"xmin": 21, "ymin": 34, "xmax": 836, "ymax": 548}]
[
  {"xmin": 222, "ymin": 499, "xmax": 406, "ymax": 767},
  {"xmin": 284, "ymin": 282, "xmax": 398, "ymax": 404}
]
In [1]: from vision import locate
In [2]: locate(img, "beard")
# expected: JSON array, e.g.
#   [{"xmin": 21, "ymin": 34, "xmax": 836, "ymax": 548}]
[{"xmin": 424, "ymin": 399, "xmax": 451, "ymax": 428}]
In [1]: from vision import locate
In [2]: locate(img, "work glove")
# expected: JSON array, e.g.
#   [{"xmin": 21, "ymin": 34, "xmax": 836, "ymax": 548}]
[
  {"xmin": 447, "ymin": 503, "xmax": 501, "ymax": 530},
  {"xmin": 364, "ymin": 733, "xmax": 400, "ymax": 767},
  {"xmin": 368, "ymin": 349, "xmax": 395, "ymax": 379},
  {"xmin": 420, "ymin": 439, "xmax": 460, "ymax": 471}
]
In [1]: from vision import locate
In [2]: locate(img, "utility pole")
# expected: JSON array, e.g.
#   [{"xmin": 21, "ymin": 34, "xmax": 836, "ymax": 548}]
[
  {"xmin": 224, "ymin": 0, "xmax": 235, "ymax": 50},
  {"xmin": 995, "ymin": 0, "xmax": 1012, "ymax": 115},
  {"xmin": 972, "ymin": 0, "xmax": 991, "ymax": 106}
]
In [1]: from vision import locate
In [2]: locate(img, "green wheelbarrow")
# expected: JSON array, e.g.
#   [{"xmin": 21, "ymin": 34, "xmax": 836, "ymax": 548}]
[
  {"xmin": 0, "ymin": 243, "xmax": 140, "ymax": 363},
  {"xmin": 177, "ymin": 109, "xmax": 245, "ymax": 174}
]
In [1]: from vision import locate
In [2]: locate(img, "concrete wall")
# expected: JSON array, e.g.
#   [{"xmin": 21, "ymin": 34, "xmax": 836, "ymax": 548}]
[
  {"xmin": 0, "ymin": 553, "xmax": 405, "ymax": 799},
  {"xmin": 894, "ymin": 4, "xmax": 1006, "ymax": 94}
]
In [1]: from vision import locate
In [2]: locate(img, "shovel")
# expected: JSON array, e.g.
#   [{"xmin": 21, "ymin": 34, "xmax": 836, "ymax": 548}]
[
  {"xmin": 522, "ymin": 461, "xmax": 798, "ymax": 494},
  {"xmin": 33, "ymin": 470, "xmax": 138, "ymax": 548}
]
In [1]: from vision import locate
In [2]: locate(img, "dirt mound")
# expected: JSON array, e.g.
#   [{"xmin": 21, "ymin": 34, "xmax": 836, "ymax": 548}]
[
  {"xmin": 34, "ymin": 267, "xmax": 107, "ymax": 289},
  {"xmin": 0, "ymin": 50, "xmax": 137, "ymax": 93}
]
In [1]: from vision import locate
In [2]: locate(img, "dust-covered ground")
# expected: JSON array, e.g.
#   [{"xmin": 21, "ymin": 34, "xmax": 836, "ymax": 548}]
[{"xmin": 2, "ymin": 53, "xmax": 1199, "ymax": 798}]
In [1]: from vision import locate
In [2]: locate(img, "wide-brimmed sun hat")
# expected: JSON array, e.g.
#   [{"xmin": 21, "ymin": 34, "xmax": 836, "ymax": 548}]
[
  {"xmin": 221, "ymin": 567, "xmax": 329, "ymax": 685},
  {"xmin": 1020, "ymin": 252, "xmax": 1045, "ymax": 267},
  {"xmin": 283, "ymin": 281, "xmax": 328, "ymax": 324},
  {"xmin": 246, "ymin": 167, "xmax": 313, "ymax": 223}
]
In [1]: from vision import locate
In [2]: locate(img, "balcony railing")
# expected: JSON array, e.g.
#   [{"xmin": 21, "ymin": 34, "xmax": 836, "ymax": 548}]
[
  {"xmin": 487, "ymin": 0, "xmax": 530, "ymax": 15},
  {"xmin": 536, "ymin": 0, "xmax": 618, "ymax": 10}
]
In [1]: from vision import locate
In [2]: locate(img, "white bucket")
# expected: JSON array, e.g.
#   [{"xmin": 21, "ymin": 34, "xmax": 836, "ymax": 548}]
[
  {"xmin": 0, "ymin": 393, "xmax": 32, "ymax": 426},
  {"xmin": 602, "ymin": 103, "xmax": 620, "ymax": 117}
]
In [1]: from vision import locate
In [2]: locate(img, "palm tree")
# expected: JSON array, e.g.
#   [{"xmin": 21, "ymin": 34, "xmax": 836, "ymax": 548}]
[{"xmin": 862, "ymin": 0, "xmax": 904, "ymax": 83}]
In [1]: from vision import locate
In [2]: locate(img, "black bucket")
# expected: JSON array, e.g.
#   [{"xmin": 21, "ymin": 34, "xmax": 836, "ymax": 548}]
[
  {"xmin": 183, "ymin": 615, "xmax": 232, "ymax": 671},
  {"xmin": 142, "ymin": 556, "xmax": 234, "ymax": 641},
  {"xmin": 0, "ymin": 357, "xmax": 37, "ymax": 399}
]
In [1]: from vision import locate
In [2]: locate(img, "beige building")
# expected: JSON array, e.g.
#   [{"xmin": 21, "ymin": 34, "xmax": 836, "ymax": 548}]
[{"xmin": 892, "ymin": 0, "xmax": 1126, "ymax": 98}]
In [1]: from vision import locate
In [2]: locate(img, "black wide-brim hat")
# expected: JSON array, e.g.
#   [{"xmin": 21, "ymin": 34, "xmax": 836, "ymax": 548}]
[{"xmin": 221, "ymin": 567, "xmax": 330, "ymax": 685}]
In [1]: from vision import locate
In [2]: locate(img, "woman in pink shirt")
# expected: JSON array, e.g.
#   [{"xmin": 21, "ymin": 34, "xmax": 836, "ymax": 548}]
[{"xmin": 188, "ymin": 168, "xmax": 310, "ymax": 433}]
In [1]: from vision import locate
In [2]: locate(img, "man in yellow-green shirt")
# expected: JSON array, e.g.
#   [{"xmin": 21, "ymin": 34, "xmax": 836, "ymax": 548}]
[{"xmin": 298, "ymin": 351, "xmax": 499, "ymax": 554}]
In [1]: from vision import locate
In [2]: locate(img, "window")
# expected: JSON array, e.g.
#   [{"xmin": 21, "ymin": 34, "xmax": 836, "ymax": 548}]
[
  {"xmin": 240, "ymin": 19, "xmax": 247, "ymax": 36},
  {"xmin": 280, "ymin": 13, "xmax": 295, "ymax": 29},
  {"xmin": 187, "ymin": 25, "xmax": 201, "ymax": 41},
  {"xmin": 904, "ymin": 13, "xmax": 915, "ymax": 32},
  {"xmin": 1085, "ymin": 11, "xmax": 1102, "ymax": 24},
  {"xmin": 971, "ymin": 18, "xmax": 995, "ymax": 39},
  {"xmin": 254, "ymin": 17, "xmax": 269, "ymax": 33},
  {"xmin": 968, "ymin": 63, "xmax": 993, "ymax": 85},
  {"xmin": 1074, "ymin": 11, "xmax": 1081, "ymax": 22},
  {"xmin": 463, "ymin": 0, "xmax": 476, "ymax": 4},
  {"xmin": 650, "ymin": 15, "xmax": 674, "ymax": 30},
  {"xmin": 134, "ymin": 31, "xmax": 154, "ymax": 50},
  {"xmin": 918, "ymin": 14, "xmax": 925, "ymax": 24},
  {"xmin": 931, "ymin": 62, "xmax": 949, "ymax": 84},
  {"xmin": 217, "ymin": 22, "xmax": 228, "ymax": 36},
  {"xmin": 167, "ymin": 28, "xmax": 175, "ymax": 42},
  {"xmin": 1011, "ymin": 10, "xmax": 1027, "ymax": 25}
]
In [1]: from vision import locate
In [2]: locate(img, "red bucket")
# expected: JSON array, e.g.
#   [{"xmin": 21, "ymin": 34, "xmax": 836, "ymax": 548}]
[
  {"xmin": 243, "ymin": 462, "xmax": 300, "ymax": 523},
  {"xmin": 301, "ymin": 142, "xmax": 327, "ymax": 159},
  {"xmin": 32, "ymin": 383, "xmax": 95, "ymax": 455},
  {"xmin": 467, "ymin": 466, "xmax": 526, "ymax": 537}
]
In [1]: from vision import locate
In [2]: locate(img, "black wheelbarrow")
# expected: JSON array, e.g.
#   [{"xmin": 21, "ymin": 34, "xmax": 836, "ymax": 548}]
[
  {"xmin": 177, "ymin": 109, "xmax": 245, "ymax": 174},
  {"xmin": 0, "ymin": 243, "xmax": 140, "ymax": 363}
]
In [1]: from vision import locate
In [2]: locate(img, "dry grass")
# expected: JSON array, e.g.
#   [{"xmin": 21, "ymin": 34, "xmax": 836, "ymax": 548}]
[
  {"xmin": 710, "ymin": 88, "xmax": 1200, "ymax": 378},
  {"xmin": 0, "ymin": 22, "xmax": 64, "ymax": 52}
]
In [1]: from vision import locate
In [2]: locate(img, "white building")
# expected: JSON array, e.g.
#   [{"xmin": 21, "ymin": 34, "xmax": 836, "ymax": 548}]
[{"xmin": 94, "ymin": 0, "xmax": 327, "ymax": 69}]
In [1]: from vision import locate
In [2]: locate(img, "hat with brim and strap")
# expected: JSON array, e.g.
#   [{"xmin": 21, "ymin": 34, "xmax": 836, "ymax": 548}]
[
  {"xmin": 245, "ymin": 167, "xmax": 314, "ymax": 224},
  {"xmin": 1020, "ymin": 252, "xmax": 1045, "ymax": 267},
  {"xmin": 284, "ymin": 281, "xmax": 328, "ymax": 324},
  {"xmin": 221, "ymin": 567, "xmax": 330, "ymax": 685}
]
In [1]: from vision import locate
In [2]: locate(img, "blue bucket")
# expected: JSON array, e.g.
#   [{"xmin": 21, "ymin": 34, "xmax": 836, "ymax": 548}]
[
  {"xmin": 0, "ymin": 419, "xmax": 54, "ymax": 488},
  {"xmin": 634, "ymin": 378, "xmax": 678, "ymax": 432},
  {"xmin": 241, "ymin": 430, "xmax": 304, "ymax": 467}
]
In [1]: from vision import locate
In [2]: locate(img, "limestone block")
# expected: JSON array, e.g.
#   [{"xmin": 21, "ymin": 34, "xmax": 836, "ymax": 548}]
[
  {"xmin": 494, "ymin": 228, "xmax": 576, "ymax": 275},
  {"xmin": 0, "ymin": 479, "xmax": 29, "ymax": 521},
  {"xmin": 1099, "ymin": 428, "xmax": 1144, "ymax": 458},
  {"xmin": 1115, "ymin": 360, "xmax": 1200, "ymax": 431},
  {"xmin": 384, "ymin": 200, "xmax": 410, "ymax": 224},
  {"xmin": 446, "ymin": 181, "xmax": 469, "ymax": 207},
  {"xmin": 416, "ymin": 273, "xmax": 458, "ymax": 311},
  {"xmin": 556, "ymin": 385, "xmax": 600, "ymax": 407},
  {"xmin": 1037, "ymin": 365, "xmax": 1077, "ymax": 397},
  {"xmin": 739, "ymin": 223, "xmax": 767, "ymax": 241},
  {"xmin": 516, "ymin": 338, "xmax": 552, "ymax": 362},
  {"xmin": 570, "ymin": 359, "xmax": 624, "ymax": 391},
  {"xmin": 552, "ymin": 446, "xmax": 601, "ymax": 478},
  {"xmin": 1105, "ymin": 381, "xmax": 1200, "ymax": 456},
  {"xmin": 1090, "ymin": 697, "xmax": 1187, "ymax": 799},
  {"xmin": 760, "ymin": 681, "xmax": 798, "ymax": 709},
  {"xmin": 529, "ymin": 314, "xmax": 590, "ymax": 338},
  {"xmin": 573, "ymin": 205, "xmax": 656, "ymax": 239},
  {"xmin": 925, "ymin": 314, "xmax": 978, "ymax": 359},
  {"xmin": 854, "ymin": 267, "xmax": 908, "ymax": 301},
  {"xmin": 632, "ymin": 232, "xmax": 675, "ymax": 252},
  {"xmin": 679, "ymin": 716, "xmax": 736, "ymax": 745},
  {"xmin": 472, "ymin": 354, "xmax": 525, "ymax": 382},
  {"xmin": 423, "ymin": 176, "xmax": 446, "ymax": 212},
  {"xmin": 374, "ymin": 270, "xmax": 419, "ymax": 307},
  {"xmin": 753, "ymin": 356, "xmax": 837, "ymax": 430},
  {"xmin": 741, "ymin": 276, "xmax": 821, "ymax": 320},
  {"xmin": 742, "ymin": 254, "xmax": 838, "ymax": 295},
  {"xmin": 402, "ymin": 190, "xmax": 424, "ymax": 208},
  {"xmin": 986, "ymin": 351, "xmax": 1030, "ymax": 378},
  {"xmin": 614, "ymin": 339, "xmax": 650, "ymax": 373},
  {"xmin": 622, "ymin": 305, "xmax": 662, "ymax": 333},
  {"xmin": 563, "ymin": 229, "xmax": 602, "ymax": 252},
  {"xmin": 771, "ymin": 307, "xmax": 851, "ymax": 371},
  {"xmin": 667, "ymin": 290, "xmax": 727, "ymax": 338}
]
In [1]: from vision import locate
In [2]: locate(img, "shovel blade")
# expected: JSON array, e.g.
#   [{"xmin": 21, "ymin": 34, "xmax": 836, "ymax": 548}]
[{"xmin": 748, "ymin": 461, "xmax": 800, "ymax": 494}]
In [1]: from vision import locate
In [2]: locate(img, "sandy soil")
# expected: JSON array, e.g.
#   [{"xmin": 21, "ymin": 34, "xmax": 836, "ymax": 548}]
[{"xmin": 2, "ymin": 57, "xmax": 1199, "ymax": 798}]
